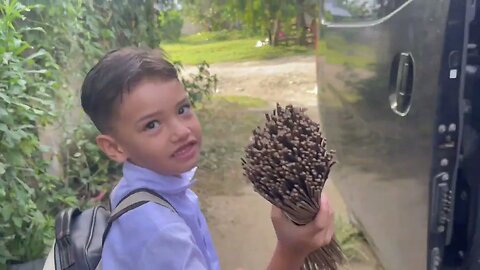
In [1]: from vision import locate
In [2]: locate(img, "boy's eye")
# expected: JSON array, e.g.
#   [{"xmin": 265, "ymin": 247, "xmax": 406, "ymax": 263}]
[
  {"xmin": 178, "ymin": 104, "xmax": 192, "ymax": 115},
  {"xmin": 145, "ymin": 120, "xmax": 160, "ymax": 130}
]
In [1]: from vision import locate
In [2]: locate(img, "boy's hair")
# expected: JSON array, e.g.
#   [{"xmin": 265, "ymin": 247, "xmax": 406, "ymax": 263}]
[{"xmin": 81, "ymin": 47, "xmax": 179, "ymax": 133}]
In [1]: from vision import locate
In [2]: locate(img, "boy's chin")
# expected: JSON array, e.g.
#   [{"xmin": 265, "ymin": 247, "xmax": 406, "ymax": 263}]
[
  {"xmin": 165, "ymin": 159, "xmax": 199, "ymax": 176},
  {"xmin": 175, "ymin": 163, "xmax": 198, "ymax": 174},
  {"xmin": 136, "ymin": 154, "xmax": 200, "ymax": 176}
]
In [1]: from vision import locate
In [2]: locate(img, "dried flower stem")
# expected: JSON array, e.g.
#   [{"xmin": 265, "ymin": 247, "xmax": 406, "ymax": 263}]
[{"xmin": 242, "ymin": 104, "xmax": 345, "ymax": 270}]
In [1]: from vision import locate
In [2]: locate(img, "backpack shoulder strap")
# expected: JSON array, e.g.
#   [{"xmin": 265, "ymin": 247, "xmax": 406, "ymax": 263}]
[
  {"xmin": 102, "ymin": 188, "xmax": 176, "ymax": 244},
  {"xmin": 110, "ymin": 189, "xmax": 176, "ymax": 219}
]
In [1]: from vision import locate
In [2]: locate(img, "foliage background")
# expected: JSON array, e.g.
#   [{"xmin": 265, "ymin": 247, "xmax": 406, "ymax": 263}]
[{"xmin": 182, "ymin": 0, "xmax": 319, "ymax": 45}]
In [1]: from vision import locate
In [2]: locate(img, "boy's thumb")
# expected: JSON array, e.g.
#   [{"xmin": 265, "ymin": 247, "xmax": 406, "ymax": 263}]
[{"xmin": 271, "ymin": 204, "xmax": 282, "ymax": 221}]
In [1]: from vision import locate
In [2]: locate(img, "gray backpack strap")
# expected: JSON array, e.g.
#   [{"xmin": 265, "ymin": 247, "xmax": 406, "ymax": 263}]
[
  {"xmin": 111, "ymin": 190, "xmax": 176, "ymax": 217},
  {"xmin": 95, "ymin": 259, "xmax": 102, "ymax": 270},
  {"xmin": 101, "ymin": 189, "xmax": 176, "ymax": 245}
]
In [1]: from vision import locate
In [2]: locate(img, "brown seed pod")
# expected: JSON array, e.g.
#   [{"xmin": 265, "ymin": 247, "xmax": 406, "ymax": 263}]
[{"xmin": 242, "ymin": 104, "xmax": 344, "ymax": 270}]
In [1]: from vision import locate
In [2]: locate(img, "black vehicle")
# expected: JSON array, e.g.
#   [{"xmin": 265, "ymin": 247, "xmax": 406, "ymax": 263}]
[{"xmin": 316, "ymin": 0, "xmax": 479, "ymax": 269}]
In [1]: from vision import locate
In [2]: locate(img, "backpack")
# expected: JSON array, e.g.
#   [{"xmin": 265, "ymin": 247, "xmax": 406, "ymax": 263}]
[{"xmin": 42, "ymin": 189, "xmax": 176, "ymax": 270}]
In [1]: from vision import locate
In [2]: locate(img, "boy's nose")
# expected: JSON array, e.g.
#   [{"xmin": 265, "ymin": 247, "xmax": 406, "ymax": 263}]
[{"xmin": 170, "ymin": 121, "xmax": 190, "ymax": 142}]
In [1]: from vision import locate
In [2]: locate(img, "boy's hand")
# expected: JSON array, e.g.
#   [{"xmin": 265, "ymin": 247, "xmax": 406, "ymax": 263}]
[{"xmin": 271, "ymin": 195, "xmax": 334, "ymax": 261}]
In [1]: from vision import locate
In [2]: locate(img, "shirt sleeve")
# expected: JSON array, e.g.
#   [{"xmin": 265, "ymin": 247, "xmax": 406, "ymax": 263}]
[{"xmin": 102, "ymin": 203, "xmax": 208, "ymax": 270}]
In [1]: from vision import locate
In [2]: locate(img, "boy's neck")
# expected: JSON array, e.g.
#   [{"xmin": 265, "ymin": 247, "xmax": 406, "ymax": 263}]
[{"xmin": 123, "ymin": 160, "xmax": 195, "ymax": 179}]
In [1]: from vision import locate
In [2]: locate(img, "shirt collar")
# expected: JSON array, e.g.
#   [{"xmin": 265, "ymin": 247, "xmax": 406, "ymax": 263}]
[{"xmin": 121, "ymin": 161, "xmax": 197, "ymax": 195}]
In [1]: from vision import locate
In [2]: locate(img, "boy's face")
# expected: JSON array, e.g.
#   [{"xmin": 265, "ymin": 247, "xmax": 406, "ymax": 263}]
[{"xmin": 97, "ymin": 79, "xmax": 202, "ymax": 176}]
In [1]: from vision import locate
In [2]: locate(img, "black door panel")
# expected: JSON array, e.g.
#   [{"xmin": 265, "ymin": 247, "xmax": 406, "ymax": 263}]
[{"xmin": 317, "ymin": 0, "xmax": 450, "ymax": 269}]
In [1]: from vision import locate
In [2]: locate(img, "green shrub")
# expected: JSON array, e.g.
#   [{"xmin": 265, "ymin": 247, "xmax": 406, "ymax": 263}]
[
  {"xmin": 159, "ymin": 9, "xmax": 184, "ymax": 42},
  {"xmin": 0, "ymin": 1, "xmax": 76, "ymax": 266}
]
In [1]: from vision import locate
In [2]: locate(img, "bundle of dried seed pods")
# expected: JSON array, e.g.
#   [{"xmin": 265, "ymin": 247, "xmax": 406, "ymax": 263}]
[{"xmin": 242, "ymin": 104, "xmax": 344, "ymax": 270}]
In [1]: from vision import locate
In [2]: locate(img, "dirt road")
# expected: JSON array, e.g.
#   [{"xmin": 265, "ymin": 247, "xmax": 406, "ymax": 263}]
[{"xmin": 187, "ymin": 56, "xmax": 382, "ymax": 270}]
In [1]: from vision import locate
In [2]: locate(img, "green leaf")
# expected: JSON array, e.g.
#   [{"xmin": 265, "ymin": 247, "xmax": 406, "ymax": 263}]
[
  {"xmin": 4, "ymin": 151, "xmax": 24, "ymax": 166},
  {"xmin": 26, "ymin": 3, "xmax": 44, "ymax": 10},
  {"xmin": 2, "ymin": 205, "xmax": 12, "ymax": 220},
  {"xmin": 32, "ymin": 108, "xmax": 44, "ymax": 115},
  {"xmin": 19, "ymin": 27, "xmax": 46, "ymax": 34},
  {"xmin": 28, "ymin": 96, "xmax": 55, "ymax": 106},
  {"xmin": 23, "ymin": 49, "xmax": 47, "ymax": 62},
  {"xmin": 2, "ymin": 52, "xmax": 13, "ymax": 64},
  {"xmin": 0, "ymin": 241, "xmax": 14, "ymax": 261},
  {"xmin": 25, "ymin": 69, "xmax": 47, "ymax": 74},
  {"xmin": 0, "ymin": 163, "xmax": 5, "ymax": 175},
  {"xmin": 12, "ymin": 217, "xmax": 22, "ymax": 228},
  {"xmin": 14, "ymin": 43, "xmax": 30, "ymax": 55},
  {"xmin": 18, "ymin": 79, "xmax": 26, "ymax": 87},
  {"xmin": 0, "ymin": 123, "xmax": 9, "ymax": 133},
  {"xmin": 14, "ymin": 102, "xmax": 30, "ymax": 110},
  {"xmin": 13, "ymin": 38, "xmax": 22, "ymax": 48},
  {"xmin": 0, "ymin": 92, "xmax": 11, "ymax": 104}
]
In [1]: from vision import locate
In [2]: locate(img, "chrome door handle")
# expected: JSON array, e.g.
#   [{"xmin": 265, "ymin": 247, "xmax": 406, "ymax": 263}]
[{"xmin": 389, "ymin": 52, "xmax": 415, "ymax": 116}]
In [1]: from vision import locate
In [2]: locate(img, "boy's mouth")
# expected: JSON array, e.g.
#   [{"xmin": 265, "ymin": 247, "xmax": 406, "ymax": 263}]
[{"xmin": 172, "ymin": 141, "xmax": 198, "ymax": 161}]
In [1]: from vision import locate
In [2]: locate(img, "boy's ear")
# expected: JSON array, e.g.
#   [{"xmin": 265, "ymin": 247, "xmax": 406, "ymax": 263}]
[{"xmin": 96, "ymin": 134, "xmax": 127, "ymax": 163}]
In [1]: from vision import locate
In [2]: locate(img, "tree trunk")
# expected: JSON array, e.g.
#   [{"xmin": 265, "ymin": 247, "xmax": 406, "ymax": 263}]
[
  {"xmin": 296, "ymin": 0, "xmax": 307, "ymax": 46},
  {"xmin": 271, "ymin": 17, "xmax": 280, "ymax": 46},
  {"xmin": 267, "ymin": 28, "xmax": 273, "ymax": 45}
]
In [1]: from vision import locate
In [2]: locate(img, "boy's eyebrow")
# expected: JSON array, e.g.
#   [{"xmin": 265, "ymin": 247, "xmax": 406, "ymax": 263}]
[
  {"xmin": 176, "ymin": 97, "xmax": 189, "ymax": 106},
  {"xmin": 136, "ymin": 97, "xmax": 190, "ymax": 124},
  {"xmin": 136, "ymin": 110, "xmax": 163, "ymax": 123}
]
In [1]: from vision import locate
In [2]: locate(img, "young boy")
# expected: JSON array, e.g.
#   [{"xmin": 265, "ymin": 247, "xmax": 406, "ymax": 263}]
[{"xmin": 80, "ymin": 47, "xmax": 335, "ymax": 270}]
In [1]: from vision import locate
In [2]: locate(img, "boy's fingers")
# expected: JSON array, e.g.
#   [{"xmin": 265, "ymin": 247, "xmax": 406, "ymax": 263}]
[
  {"xmin": 313, "ymin": 215, "xmax": 334, "ymax": 246},
  {"xmin": 325, "ymin": 219, "xmax": 335, "ymax": 244},
  {"xmin": 271, "ymin": 204, "xmax": 282, "ymax": 219},
  {"xmin": 314, "ymin": 195, "xmax": 331, "ymax": 230}
]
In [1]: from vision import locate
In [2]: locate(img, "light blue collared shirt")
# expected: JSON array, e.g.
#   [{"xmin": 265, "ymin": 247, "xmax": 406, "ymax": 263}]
[{"xmin": 102, "ymin": 161, "xmax": 220, "ymax": 270}]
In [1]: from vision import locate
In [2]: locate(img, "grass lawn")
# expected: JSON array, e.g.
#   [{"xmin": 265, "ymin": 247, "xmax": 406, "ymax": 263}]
[
  {"xmin": 162, "ymin": 31, "xmax": 373, "ymax": 70},
  {"xmin": 162, "ymin": 31, "xmax": 312, "ymax": 65}
]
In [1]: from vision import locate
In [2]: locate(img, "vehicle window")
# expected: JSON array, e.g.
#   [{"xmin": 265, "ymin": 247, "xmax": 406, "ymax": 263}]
[{"xmin": 322, "ymin": 0, "xmax": 409, "ymax": 23}]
